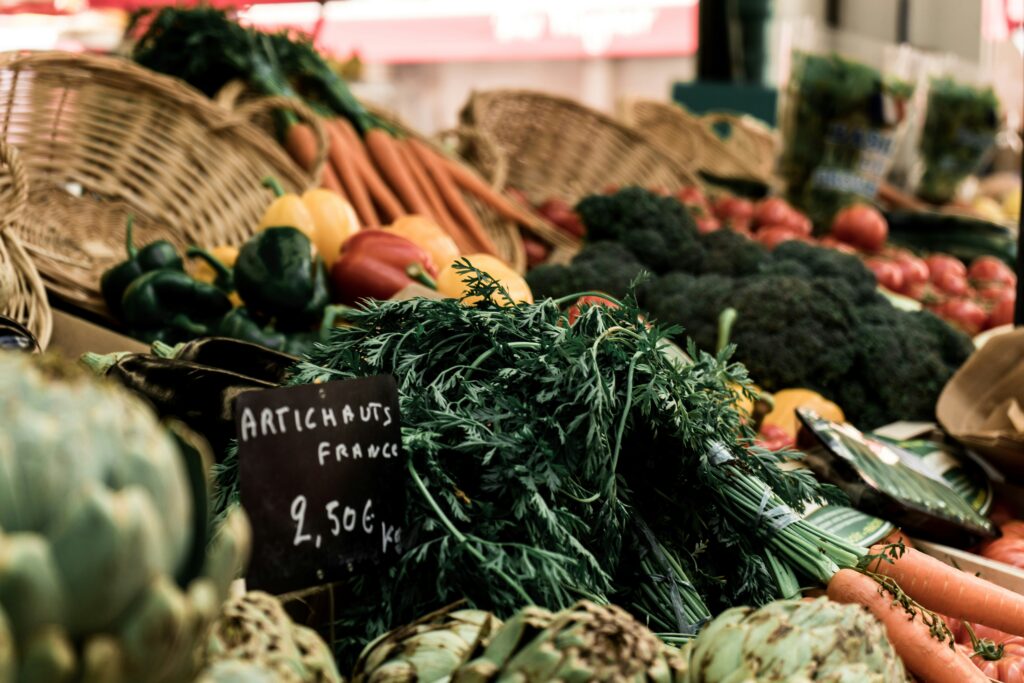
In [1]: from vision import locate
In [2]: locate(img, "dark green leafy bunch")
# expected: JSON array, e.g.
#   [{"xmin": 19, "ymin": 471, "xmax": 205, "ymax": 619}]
[{"xmin": 215, "ymin": 263, "xmax": 850, "ymax": 662}]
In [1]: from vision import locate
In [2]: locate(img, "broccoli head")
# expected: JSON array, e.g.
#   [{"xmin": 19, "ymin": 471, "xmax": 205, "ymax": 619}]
[
  {"xmin": 575, "ymin": 187, "xmax": 702, "ymax": 274},
  {"xmin": 831, "ymin": 304, "xmax": 974, "ymax": 428},
  {"xmin": 526, "ymin": 241, "xmax": 646, "ymax": 301},
  {"xmin": 697, "ymin": 230, "xmax": 769, "ymax": 277},
  {"xmin": 768, "ymin": 241, "xmax": 878, "ymax": 304},
  {"xmin": 643, "ymin": 274, "xmax": 736, "ymax": 352}
]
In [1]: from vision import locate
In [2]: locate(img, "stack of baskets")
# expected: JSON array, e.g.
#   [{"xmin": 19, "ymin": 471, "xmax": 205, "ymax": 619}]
[
  {"xmin": 0, "ymin": 51, "xmax": 324, "ymax": 316},
  {"xmin": 0, "ymin": 138, "xmax": 51, "ymax": 348},
  {"xmin": 620, "ymin": 98, "xmax": 778, "ymax": 187}
]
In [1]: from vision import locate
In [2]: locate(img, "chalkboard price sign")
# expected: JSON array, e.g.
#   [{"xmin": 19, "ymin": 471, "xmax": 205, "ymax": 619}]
[{"xmin": 236, "ymin": 375, "xmax": 405, "ymax": 594}]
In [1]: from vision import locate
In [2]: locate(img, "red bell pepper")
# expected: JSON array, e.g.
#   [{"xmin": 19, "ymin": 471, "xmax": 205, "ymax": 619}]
[{"xmin": 330, "ymin": 231, "xmax": 437, "ymax": 305}]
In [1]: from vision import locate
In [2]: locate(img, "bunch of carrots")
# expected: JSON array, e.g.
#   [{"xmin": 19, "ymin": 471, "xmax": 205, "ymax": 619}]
[{"xmin": 284, "ymin": 117, "xmax": 539, "ymax": 262}]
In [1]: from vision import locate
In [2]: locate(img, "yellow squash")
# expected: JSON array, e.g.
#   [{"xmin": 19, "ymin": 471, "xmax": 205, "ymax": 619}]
[
  {"xmin": 383, "ymin": 215, "xmax": 460, "ymax": 274},
  {"xmin": 761, "ymin": 388, "xmax": 845, "ymax": 438},
  {"xmin": 259, "ymin": 177, "xmax": 315, "ymax": 239},
  {"xmin": 303, "ymin": 188, "xmax": 360, "ymax": 267},
  {"xmin": 436, "ymin": 253, "xmax": 533, "ymax": 307}
]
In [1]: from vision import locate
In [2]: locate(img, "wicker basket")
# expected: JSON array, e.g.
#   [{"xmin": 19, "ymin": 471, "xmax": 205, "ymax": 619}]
[
  {"xmin": 457, "ymin": 90, "xmax": 703, "ymax": 208},
  {"xmin": 0, "ymin": 138, "xmax": 51, "ymax": 348},
  {"xmin": 215, "ymin": 81, "xmax": 546, "ymax": 273},
  {"xmin": 621, "ymin": 98, "xmax": 778, "ymax": 186},
  {"xmin": 0, "ymin": 51, "xmax": 326, "ymax": 315}
]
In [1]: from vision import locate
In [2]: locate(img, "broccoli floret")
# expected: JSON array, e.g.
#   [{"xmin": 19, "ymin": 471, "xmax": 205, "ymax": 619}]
[
  {"xmin": 697, "ymin": 230, "xmax": 769, "ymax": 277},
  {"xmin": 645, "ymin": 274, "xmax": 735, "ymax": 350},
  {"xmin": 769, "ymin": 241, "xmax": 878, "ymax": 304},
  {"xmin": 575, "ymin": 187, "xmax": 702, "ymax": 274},
  {"xmin": 832, "ymin": 305, "xmax": 973, "ymax": 428},
  {"xmin": 527, "ymin": 242, "xmax": 646, "ymax": 301}
]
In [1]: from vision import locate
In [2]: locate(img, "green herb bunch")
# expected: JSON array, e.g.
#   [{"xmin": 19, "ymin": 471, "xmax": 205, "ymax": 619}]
[{"xmin": 217, "ymin": 263, "xmax": 855, "ymax": 662}]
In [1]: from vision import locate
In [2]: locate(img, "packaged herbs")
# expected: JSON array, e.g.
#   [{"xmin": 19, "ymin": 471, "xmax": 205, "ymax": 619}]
[
  {"xmin": 915, "ymin": 77, "xmax": 999, "ymax": 204},
  {"xmin": 779, "ymin": 51, "xmax": 913, "ymax": 226}
]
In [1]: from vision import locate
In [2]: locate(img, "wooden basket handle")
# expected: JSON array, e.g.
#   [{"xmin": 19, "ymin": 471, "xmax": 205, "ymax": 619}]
[
  {"xmin": 438, "ymin": 125, "xmax": 510, "ymax": 192},
  {"xmin": 0, "ymin": 138, "xmax": 29, "ymax": 235}
]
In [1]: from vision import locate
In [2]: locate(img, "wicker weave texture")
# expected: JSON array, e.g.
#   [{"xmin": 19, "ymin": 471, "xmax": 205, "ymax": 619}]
[
  {"xmin": 458, "ymin": 90, "xmax": 703, "ymax": 207},
  {"xmin": 0, "ymin": 138, "xmax": 51, "ymax": 348},
  {"xmin": 0, "ymin": 51, "xmax": 324, "ymax": 313}
]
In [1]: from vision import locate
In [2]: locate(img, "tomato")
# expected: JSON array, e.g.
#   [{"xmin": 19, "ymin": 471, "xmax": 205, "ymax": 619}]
[
  {"xmin": 1003, "ymin": 521, "xmax": 1024, "ymax": 539},
  {"xmin": 831, "ymin": 204, "xmax": 888, "ymax": 253},
  {"xmin": 933, "ymin": 269, "xmax": 970, "ymax": 297},
  {"xmin": 566, "ymin": 295, "xmax": 619, "ymax": 326},
  {"xmin": 959, "ymin": 634, "xmax": 1024, "ymax": 683},
  {"xmin": 892, "ymin": 252, "xmax": 930, "ymax": 287},
  {"xmin": 538, "ymin": 198, "xmax": 585, "ymax": 238},
  {"xmin": 676, "ymin": 186, "xmax": 708, "ymax": 209},
  {"xmin": 756, "ymin": 424, "xmax": 796, "ymax": 451},
  {"xmin": 818, "ymin": 236, "xmax": 859, "ymax": 255},
  {"xmin": 523, "ymin": 236, "xmax": 551, "ymax": 268},
  {"xmin": 695, "ymin": 215, "xmax": 722, "ymax": 234},
  {"xmin": 753, "ymin": 197, "xmax": 792, "ymax": 228},
  {"xmin": 926, "ymin": 254, "xmax": 967, "ymax": 283},
  {"xmin": 970, "ymin": 256, "xmax": 1017, "ymax": 286},
  {"xmin": 713, "ymin": 196, "xmax": 754, "ymax": 221},
  {"xmin": 988, "ymin": 296, "xmax": 1016, "ymax": 329},
  {"xmin": 755, "ymin": 226, "xmax": 804, "ymax": 250},
  {"xmin": 781, "ymin": 209, "xmax": 813, "ymax": 236},
  {"xmin": 863, "ymin": 257, "xmax": 906, "ymax": 293},
  {"xmin": 976, "ymin": 283, "xmax": 1014, "ymax": 302},
  {"xmin": 939, "ymin": 298, "xmax": 988, "ymax": 335}
]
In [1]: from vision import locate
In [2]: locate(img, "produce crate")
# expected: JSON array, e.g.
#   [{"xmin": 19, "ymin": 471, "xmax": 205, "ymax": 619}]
[
  {"xmin": 0, "ymin": 138, "xmax": 51, "ymax": 348},
  {"xmin": 0, "ymin": 51, "xmax": 325, "ymax": 317}
]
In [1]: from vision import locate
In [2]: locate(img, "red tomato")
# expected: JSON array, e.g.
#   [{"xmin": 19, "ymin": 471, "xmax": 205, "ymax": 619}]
[
  {"xmin": 756, "ymin": 424, "xmax": 796, "ymax": 451},
  {"xmin": 1002, "ymin": 521, "xmax": 1024, "ymax": 539},
  {"xmin": 713, "ymin": 196, "xmax": 754, "ymax": 222},
  {"xmin": 988, "ymin": 296, "xmax": 1016, "ymax": 329},
  {"xmin": 976, "ymin": 283, "xmax": 1014, "ymax": 302},
  {"xmin": 753, "ymin": 197, "xmax": 792, "ymax": 228},
  {"xmin": 676, "ymin": 186, "xmax": 708, "ymax": 209},
  {"xmin": 892, "ymin": 252, "xmax": 930, "ymax": 287},
  {"xmin": 538, "ymin": 198, "xmax": 586, "ymax": 238},
  {"xmin": 818, "ymin": 236, "xmax": 859, "ymax": 255},
  {"xmin": 863, "ymin": 257, "xmax": 906, "ymax": 293},
  {"xmin": 566, "ymin": 295, "xmax": 619, "ymax": 325},
  {"xmin": 939, "ymin": 298, "xmax": 988, "ymax": 335},
  {"xmin": 830, "ymin": 204, "xmax": 888, "ymax": 253},
  {"xmin": 695, "ymin": 215, "xmax": 722, "ymax": 234},
  {"xmin": 934, "ymin": 270, "xmax": 970, "ymax": 297},
  {"xmin": 979, "ymin": 536, "xmax": 1024, "ymax": 569},
  {"xmin": 755, "ymin": 226, "xmax": 803, "ymax": 250},
  {"xmin": 781, "ymin": 209, "xmax": 813, "ymax": 236},
  {"xmin": 926, "ymin": 254, "xmax": 967, "ymax": 283},
  {"xmin": 969, "ymin": 256, "xmax": 1017, "ymax": 286}
]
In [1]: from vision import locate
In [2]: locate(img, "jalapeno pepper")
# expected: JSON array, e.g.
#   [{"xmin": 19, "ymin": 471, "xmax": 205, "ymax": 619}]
[{"xmin": 100, "ymin": 216, "xmax": 184, "ymax": 316}]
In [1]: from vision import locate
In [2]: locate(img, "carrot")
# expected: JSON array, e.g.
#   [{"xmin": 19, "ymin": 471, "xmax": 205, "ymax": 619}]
[
  {"xmin": 408, "ymin": 139, "xmax": 497, "ymax": 255},
  {"xmin": 868, "ymin": 543, "xmax": 1024, "ymax": 637},
  {"xmin": 364, "ymin": 128, "xmax": 432, "ymax": 216},
  {"xmin": 327, "ymin": 121, "xmax": 378, "ymax": 228},
  {"xmin": 398, "ymin": 138, "xmax": 454, "ymax": 228},
  {"xmin": 439, "ymin": 152, "xmax": 542, "ymax": 228},
  {"xmin": 319, "ymin": 161, "xmax": 346, "ymax": 198},
  {"xmin": 335, "ymin": 119, "xmax": 404, "ymax": 223},
  {"xmin": 828, "ymin": 569, "xmax": 988, "ymax": 683},
  {"xmin": 284, "ymin": 122, "xmax": 321, "ymax": 173}
]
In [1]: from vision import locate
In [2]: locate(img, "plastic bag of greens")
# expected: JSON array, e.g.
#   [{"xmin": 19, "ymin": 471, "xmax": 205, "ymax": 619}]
[
  {"xmin": 776, "ymin": 29, "xmax": 920, "ymax": 227},
  {"xmin": 912, "ymin": 76, "xmax": 999, "ymax": 204}
]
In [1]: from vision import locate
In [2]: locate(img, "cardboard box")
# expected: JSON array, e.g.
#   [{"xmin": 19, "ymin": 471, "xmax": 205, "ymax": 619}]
[{"xmin": 48, "ymin": 308, "xmax": 146, "ymax": 358}]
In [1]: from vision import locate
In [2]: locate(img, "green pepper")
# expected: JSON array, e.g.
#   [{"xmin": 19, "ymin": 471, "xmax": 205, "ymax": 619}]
[
  {"xmin": 234, "ymin": 226, "xmax": 328, "ymax": 329},
  {"xmin": 121, "ymin": 269, "xmax": 231, "ymax": 337},
  {"xmin": 283, "ymin": 304, "xmax": 348, "ymax": 357},
  {"xmin": 217, "ymin": 307, "xmax": 288, "ymax": 351},
  {"xmin": 100, "ymin": 216, "xmax": 184, "ymax": 316}
]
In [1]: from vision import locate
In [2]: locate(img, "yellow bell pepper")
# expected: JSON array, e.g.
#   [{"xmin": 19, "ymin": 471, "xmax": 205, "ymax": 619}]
[
  {"xmin": 436, "ymin": 253, "xmax": 533, "ymax": 306},
  {"xmin": 187, "ymin": 245, "xmax": 243, "ymax": 307},
  {"xmin": 761, "ymin": 388, "xmax": 845, "ymax": 439},
  {"xmin": 259, "ymin": 177, "xmax": 316, "ymax": 240},
  {"xmin": 383, "ymin": 215, "xmax": 460, "ymax": 275},
  {"xmin": 302, "ymin": 188, "xmax": 360, "ymax": 267}
]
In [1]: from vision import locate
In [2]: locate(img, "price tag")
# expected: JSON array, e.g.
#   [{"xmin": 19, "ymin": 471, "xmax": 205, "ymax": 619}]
[{"xmin": 236, "ymin": 376, "xmax": 405, "ymax": 594}]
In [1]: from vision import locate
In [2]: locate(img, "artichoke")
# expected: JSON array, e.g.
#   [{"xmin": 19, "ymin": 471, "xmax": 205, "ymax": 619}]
[
  {"xmin": 200, "ymin": 591, "xmax": 343, "ymax": 683},
  {"xmin": 0, "ymin": 352, "xmax": 250, "ymax": 683},
  {"xmin": 353, "ymin": 601, "xmax": 688, "ymax": 683},
  {"xmin": 683, "ymin": 597, "xmax": 910, "ymax": 682}
]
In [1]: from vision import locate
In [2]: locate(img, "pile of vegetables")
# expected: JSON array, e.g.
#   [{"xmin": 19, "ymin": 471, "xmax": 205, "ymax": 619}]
[
  {"xmin": 527, "ymin": 187, "xmax": 974, "ymax": 428},
  {"xmin": 204, "ymin": 264, "xmax": 1024, "ymax": 679},
  {"xmin": 129, "ymin": 7, "xmax": 543, "ymax": 262},
  {"xmin": 0, "ymin": 352, "xmax": 250, "ymax": 682}
]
